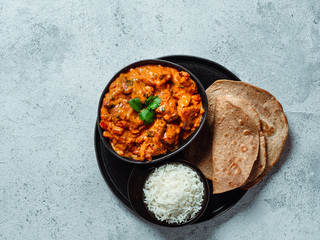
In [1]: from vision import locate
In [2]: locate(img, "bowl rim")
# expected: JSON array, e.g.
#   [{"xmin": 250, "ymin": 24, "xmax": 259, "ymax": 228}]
[
  {"xmin": 127, "ymin": 159, "xmax": 211, "ymax": 227},
  {"xmin": 97, "ymin": 59, "xmax": 208, "ymax": 165}
]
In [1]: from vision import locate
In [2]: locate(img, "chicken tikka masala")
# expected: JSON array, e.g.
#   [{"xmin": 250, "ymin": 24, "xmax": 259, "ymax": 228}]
[{"xmin": 100, "ymin": 65, "xmax": 204, "ymax": 161}]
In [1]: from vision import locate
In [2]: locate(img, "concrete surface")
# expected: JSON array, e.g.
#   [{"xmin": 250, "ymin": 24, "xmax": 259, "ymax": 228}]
[{"xmin": 1, "ymin": 0, "xmax": 320, "ymax": 239}]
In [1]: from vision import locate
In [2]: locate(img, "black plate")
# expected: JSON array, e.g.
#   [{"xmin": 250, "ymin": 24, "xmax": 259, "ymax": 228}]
[{"xmin": 95, "ymin": 55, "xmax": 246, "ymax": 224}]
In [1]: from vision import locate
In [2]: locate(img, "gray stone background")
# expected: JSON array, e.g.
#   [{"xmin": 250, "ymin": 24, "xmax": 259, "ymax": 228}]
[{"xmin": 1, "ymin": 0, "xmax": 319, "ymax": 239}]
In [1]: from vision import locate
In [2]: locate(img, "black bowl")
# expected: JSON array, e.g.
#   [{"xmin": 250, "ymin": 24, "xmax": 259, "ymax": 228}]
[
  {"xmin": 97, "ymin": 59, "xmax": 208, "ymax": 164},
  {"xmin": 127, "ymin": 159, "xmax": 210, "ymax": 227}
]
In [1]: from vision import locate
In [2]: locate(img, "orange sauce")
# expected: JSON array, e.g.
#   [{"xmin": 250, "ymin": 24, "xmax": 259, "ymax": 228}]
[{"xmin": 100, "ymin": 65, "xmax": 204, "ymax": 161}]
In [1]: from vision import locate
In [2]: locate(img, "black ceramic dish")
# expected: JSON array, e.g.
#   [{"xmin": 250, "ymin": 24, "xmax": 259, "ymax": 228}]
[
  {"xmin": 127, "ymin": 160, "xmax": 210, "ymax": 227},
  {"xmin": 94, "ymin": 55, "xmax": 247, "ymax": 224},
  {"xmin": 97, "ymin": 59, "xmax": 208, "ymax": 165}
]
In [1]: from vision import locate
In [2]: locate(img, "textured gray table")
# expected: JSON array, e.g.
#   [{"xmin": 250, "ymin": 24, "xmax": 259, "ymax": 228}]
[{"xmin": 1, "ymin": 1, "xmax": 319, "ymax": 239}]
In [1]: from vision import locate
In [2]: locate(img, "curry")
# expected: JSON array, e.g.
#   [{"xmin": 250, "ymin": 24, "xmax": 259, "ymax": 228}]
[{"xmin": 100, "ymin": 65, "xmax": 204, "ymax": 161}]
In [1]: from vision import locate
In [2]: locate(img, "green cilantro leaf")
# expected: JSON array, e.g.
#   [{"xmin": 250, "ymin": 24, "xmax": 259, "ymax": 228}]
[
  {"xmin": 145, "ymin": 95, "xmax": 156, "ymax": 107},
  {"xmin": 129, "ymin": 98, "xmax": 142, "ymax": 112},
  {"xmin": 130, "ymin": 95, "xmax": 161, "ymax": 125},
  {"xmin": 146, "ymin": 96, "xmax": 161, "ymax": 110},
  {"xmin": 139, "ymin": 109, "xmax": 155, "ymax": 125}
]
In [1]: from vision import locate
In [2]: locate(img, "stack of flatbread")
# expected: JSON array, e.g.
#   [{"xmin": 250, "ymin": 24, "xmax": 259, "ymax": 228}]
[{"xmin": 186, "ymin": 80, "xmax": 288, "ymax": 194}]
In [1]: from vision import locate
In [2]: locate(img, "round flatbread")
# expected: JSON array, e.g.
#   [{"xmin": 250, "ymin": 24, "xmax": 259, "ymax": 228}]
[
  {"xmin": 243, "ymin": 132, "xmax": 267, "ymax": 189},
  {"xmin": 209, "ymin": 80, "xmax": 289, "ymax": 188},
  {"xmin": 222, "ymin": 96, "xmax": 267, "ymax": 188},
  {"xmin": 211, "ymin": 95, "xmax": 260, "ymax": 193}
]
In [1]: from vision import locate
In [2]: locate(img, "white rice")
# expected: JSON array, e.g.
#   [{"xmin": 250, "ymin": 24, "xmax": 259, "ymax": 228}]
[{"xmin": 143, "ymin": 163, "xmax": 205, "ymax": 224}]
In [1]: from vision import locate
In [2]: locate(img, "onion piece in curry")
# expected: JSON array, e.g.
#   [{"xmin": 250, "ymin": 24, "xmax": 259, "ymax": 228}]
[{"xmin": 100, "ymin": 65, "xmax": 204, "ymax": 161}]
